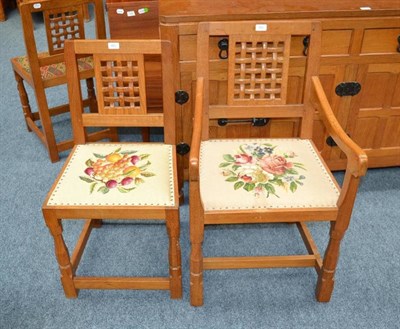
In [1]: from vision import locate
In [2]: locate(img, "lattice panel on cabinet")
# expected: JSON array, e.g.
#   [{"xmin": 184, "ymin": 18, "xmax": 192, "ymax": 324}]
[
  {"xmin": 94, "ymin": 54, "xmax": 147, "ymax": 114},
  {"xmin": 44, "ymin": 5, "xmax": 85, "ymax": 55},
  {"xmin": 227, "ymin": 35, "xmax": 291, "ymax": 105}
]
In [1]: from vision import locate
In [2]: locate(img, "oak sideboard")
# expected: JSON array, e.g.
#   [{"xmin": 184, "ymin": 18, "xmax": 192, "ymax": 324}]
[{"xmin": 107, "ymin": 0, "xmax": 400, "ymax": 177}]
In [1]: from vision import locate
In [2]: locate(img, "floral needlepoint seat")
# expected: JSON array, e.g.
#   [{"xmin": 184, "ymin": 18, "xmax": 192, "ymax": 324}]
[
  {"xmin": 47, "ymin": 143, "xmax": 175, "ymax": 207},
  {"xmin": 199, "ymin": 139, "xmax": 339, "ymax": 211}
]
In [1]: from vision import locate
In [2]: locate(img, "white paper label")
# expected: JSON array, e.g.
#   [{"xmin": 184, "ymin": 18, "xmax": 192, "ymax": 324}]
[
  {"xmin": 108, "ymin": 42, "xmax": 120, "ymax": 50},
  {"xmin": 33, "ymin": 3, "xmax": 41, "ymax": 9},
  {"xmin": 116, "ymin": 8, "xmax": 124, "ymax": 14},
  {"xmin": 127, "ymin": 10, "xmax": 136, "ymax": 17},
  {"xmin": 138, "ymin": 8, "xmax": 149, "ymax": 14},
  {"xmin": 360, "ymin": 6, "xmax": 372, "ymax": 10},
  {"xmin": 255, "ymin": 24, "xmax": 267, "ymax": 32}
]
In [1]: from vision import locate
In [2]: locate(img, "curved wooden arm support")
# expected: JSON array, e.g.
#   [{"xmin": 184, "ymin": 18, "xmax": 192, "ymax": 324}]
[
  {"xmin": 189, "ymin": 77, "xmax": 205, "ymax": 182},
  {"xmin": 311, "ymin": 76, "xmax": 368, "ymax": 178}
]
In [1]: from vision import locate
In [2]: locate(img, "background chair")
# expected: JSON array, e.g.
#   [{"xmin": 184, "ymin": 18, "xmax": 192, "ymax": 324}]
[
  {"xmin": 11, "ymin": 0, "xmax": 112, "ymax": 162},
  {"xmin": 189, "ymin": 20, "xmax": 367, "ymax": 306},
  {"xmin": 42, "ymin": 39, "xmax": 182, "ymax": 299}
]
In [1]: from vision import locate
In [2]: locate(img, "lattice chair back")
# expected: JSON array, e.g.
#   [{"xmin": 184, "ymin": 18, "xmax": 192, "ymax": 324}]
[
  {"xmin": 19, "ymin": 0, "xmax": 106, "ymax": 71},
  {"xmin": 94, "ymin": 53, "xmax": 147, "ymax": 115},
  {"xmin": 43, "ymin": 4, "xmax": 86, "ymax": 55},
  {"xmin": 227, "ymin": 34, "xmax": 291, "ymax": 105},
  {"xmin": 197, "ymin": 21, "xmax": 322, "ymax": 139},
  {"xmin": 65, "ymin": 39, "xmax": 176, "ymax": 145}
]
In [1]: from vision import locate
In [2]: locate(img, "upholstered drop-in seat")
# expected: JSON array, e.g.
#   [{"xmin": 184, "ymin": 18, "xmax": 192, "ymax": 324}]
[
  {"xmin": 11, "ymin": 53, "xmax": 94, "ymax": 82},
  {"xmin": 199, "ymin": 139, "xmax": 340, "ymax": 211},
  {"xmin": 46, "ymin": 143, "xmax": 176, "ymax": 208}
]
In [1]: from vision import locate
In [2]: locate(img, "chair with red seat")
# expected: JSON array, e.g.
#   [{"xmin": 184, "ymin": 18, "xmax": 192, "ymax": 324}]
[{"xmin": 11, "ymin": 0, "xmax": 115, "ymax": 162}]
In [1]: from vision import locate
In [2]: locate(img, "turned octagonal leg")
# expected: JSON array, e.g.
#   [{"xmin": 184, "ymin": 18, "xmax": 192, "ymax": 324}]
[
  {"xmin": 166, "ymin": 209, "xmax": 182, "ymax": 299},
  {"xmin": 43, "ymin": 211, "xmax": 78, "ymax": 298},
  {"xmin": 189, "ymin": 181, "xmax": 204, "ymax": 306}
]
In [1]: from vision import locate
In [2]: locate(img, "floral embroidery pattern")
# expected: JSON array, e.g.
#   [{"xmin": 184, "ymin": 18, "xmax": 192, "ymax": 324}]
[
  {"xmin": 80, "ymin": 148, "xmax": 155, "ymax": 194},
  {"xmin": 219, "ymin": 143, "xmax": 306, "ymax": 198}
]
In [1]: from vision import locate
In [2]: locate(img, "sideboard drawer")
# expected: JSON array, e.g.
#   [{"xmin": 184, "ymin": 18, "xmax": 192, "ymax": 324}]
[{"xmin": 361, "ymin": 28, "xmax": 400, "ymax": 54}]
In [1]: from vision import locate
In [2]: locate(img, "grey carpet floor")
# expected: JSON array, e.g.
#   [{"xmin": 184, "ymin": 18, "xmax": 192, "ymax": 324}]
[{"xmin": 0, "ymin": 6, "xmax": 399, "ymax": 329}]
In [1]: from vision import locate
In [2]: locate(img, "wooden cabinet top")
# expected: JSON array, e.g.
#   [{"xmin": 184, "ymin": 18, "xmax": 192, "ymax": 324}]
[{"xmin": 159, "ymin": 0, "xmax": 400, "ymax": 23}]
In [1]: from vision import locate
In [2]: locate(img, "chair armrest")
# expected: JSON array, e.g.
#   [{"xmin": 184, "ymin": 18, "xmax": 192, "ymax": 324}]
[
  {"xmin": 311, "ymin": 76, "xmax": 368, "ymax": 177},
  {"xmin": 189, "ymin": 77, "xmax": 205, "ymax": 182}
]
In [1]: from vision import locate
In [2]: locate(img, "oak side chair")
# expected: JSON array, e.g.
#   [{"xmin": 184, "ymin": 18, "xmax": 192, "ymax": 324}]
[
  {"xmin": 11, "ymin": 0, "xmax": 115, "ymax": 163},
  {"xmin": 189, "ymin": 20, "xmax": 368, "ymax": 306},
  {"xmin": 42, "ymin": 39, "xmax": 182, "ymax": 299}
]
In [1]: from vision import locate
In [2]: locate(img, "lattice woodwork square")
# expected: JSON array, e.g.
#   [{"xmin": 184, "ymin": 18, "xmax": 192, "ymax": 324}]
[
  {"xmin": 94, "ymin": 54, "xmax": 147, "ymax": 115},
  {"xmin": 44, "ymin": 6, "xmax": 85, "ymax": 55},
  {"xmin": 227, "ymin": 34, "xmax": 291, "ymax": 105}
]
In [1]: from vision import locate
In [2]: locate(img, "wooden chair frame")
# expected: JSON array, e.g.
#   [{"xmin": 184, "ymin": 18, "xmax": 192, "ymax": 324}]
[
  {"xmin": 189, "ymin": 20, "xmax": 368, "ymax": 306},
  {"xmin": 42, "ymin": 39, "xmax": 182, "ymax": 299},
  {"xmin": 11, "ymin": 0, "xmax": 112, "ymax": 162}
]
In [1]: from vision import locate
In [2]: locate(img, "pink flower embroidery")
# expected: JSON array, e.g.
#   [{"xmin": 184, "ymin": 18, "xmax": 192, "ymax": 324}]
[
  {"xmin": 259, "ymin": 155, "xmax": 293, "ymax": 175},
  {"xmin": 219, "ymin": 143, "xmax": 306, "ymax": 198},
  {"xmin": 234, "ymin": 154, "xmax": 253, "ymax": 165}
]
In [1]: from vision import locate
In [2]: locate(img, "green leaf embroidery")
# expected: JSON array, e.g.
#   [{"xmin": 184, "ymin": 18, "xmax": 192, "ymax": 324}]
[
  {"xmin": 93, "ymin": 153, "xmax": 105, "ymax": 159},
  {"xmin": 135, "ymin": 177, "xmax": 145, "ymax": 185},
  {"xmin": 140, "ymin": 154, "xmax": 150, "ymax": 160},
  {"xmin": 290, "ymin": 181, "xmax": 298, "ymax": 193},
  {"xmin": 239, "ymin": 145, "xmax": 247, "ymax": 154},
  {"xmin": 263, "ymin": 183, "xmax": 276, "ymax": 194},
  {"xmin": 219, "ymin": 162, "xmax": 231, "ymax": 168},
  {"xmin": 112, "ymin": 147, "xmax": 122, "ymax": 154},
  {"xmin": 243, "ymin": 183, "xmax": 255, "ymax": 192},
  {"xmin": 120, "ymin": 150, "xmax": 137, "ymax": 155},
  {"xmin": 79, "ymin": 176, "xmax": 94, "ymax": 183},
  {"xmin": 234, "ymin": 181, "xmax": 244, "ymax": 190},
  {"xmin": 98, "ymin": 186, "xmax": 110, "ymax": 194},
  {"xmin": 90, "ymin": 182, "xmax": 97, "ymax": 194},
  {"xmin": 285, "ymin": 168, "xmax": 299, "ymax": 175},
  {"xmin": 232, "ymin": 165, "xmax": 240, "ymax": 171},
  {"xmin": 140, "ymin": 172, "xmax": 156, "ymax": 177},
  {"xmin": 85, "ymin": 159, "xmax": 94, "ymax": 167},
  {"xmin": 123, "ymin": 169, "xmax": 137, "ymax": 176},
  {"xmin": 225, "ymin": 176, "xmax": 238, "ymax": 182},
  {"xmin": 223, "ymin": 154, "xmax": 235, "ymax": 162},
  {"xmin": 117, "ymin": 187, "xmax": 132, "ymax": 193},
  {"xmin": 294, "ymin": 163, "xmax": 307, "ymax": 170}
]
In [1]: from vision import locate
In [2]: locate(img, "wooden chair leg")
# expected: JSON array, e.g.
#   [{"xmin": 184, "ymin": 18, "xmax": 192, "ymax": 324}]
[
  {"xmin": 166, "ymin": 209, "xmax": 182, "ymax": 299},
  {"xmin": 43, "ymin": 211, "xmax": 78, "ymax": 298},
  {"xmin": 34, "ymin": 87, "xmax": 60, "ymax": 162},
  {"xmin": 189, "ymin": 181, "xmax": 205, "ymax": 306},
  {"xmin": 92, "ymin": 219, "xmax": 103, "ymax": 228},
  {"xmin": 316, "ymin": 174, "xmax": 361, "ymax": 302},
  {"xmin": 141, "ymin": 128, "xmax": 150, "ymax": 142},
  {"xmin": 0, "ymin": 1, "xmax": 6, "ymax": 21},
  {"xmin": 14, "ymin": 71, "xmax": 33, "ymax": 132}
]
